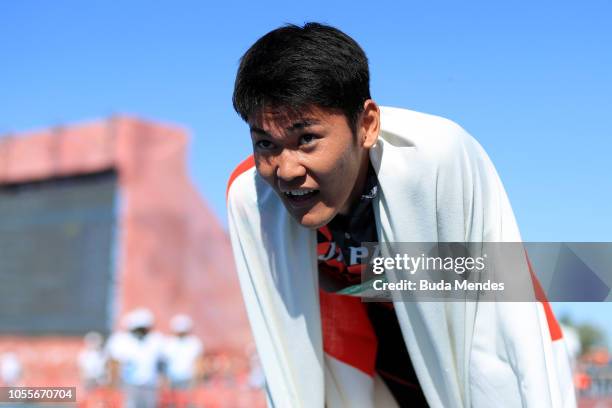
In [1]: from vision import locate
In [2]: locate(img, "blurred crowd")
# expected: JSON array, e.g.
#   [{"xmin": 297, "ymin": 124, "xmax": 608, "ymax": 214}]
[
  {"xmin": 0, "ymin": 307, "xmax": 265, "ymax": 408},
  {"xmin": 562, "ymin": 324, "xmax": 612, "ymax": 406},
  {"xmin": 574, "ymin": 348, "xmax": 612, "ymax": 399},
  {"xmin": 3, "ymin": 315, "xmax": 607, "ymax": 407}
]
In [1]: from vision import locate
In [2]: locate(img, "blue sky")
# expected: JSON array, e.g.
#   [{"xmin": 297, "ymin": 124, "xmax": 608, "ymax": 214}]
[{"xmin": 1, "ymin": 1, "xmax": 610, "ymax": 342}]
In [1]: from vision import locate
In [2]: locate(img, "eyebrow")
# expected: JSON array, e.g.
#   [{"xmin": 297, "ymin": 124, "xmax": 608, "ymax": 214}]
[
  {"xmin": 249, "ymin": 119, "xmax": 320, "ymax": 136},
  {"xmin": 287, "ymin": 119, "xmax": 319, "ymax": 131}
]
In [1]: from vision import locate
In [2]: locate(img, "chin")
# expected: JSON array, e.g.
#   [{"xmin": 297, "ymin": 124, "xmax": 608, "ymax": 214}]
[
  {"xmin": 298, "ymin": 218, "xmax": 328, "ymax": 230},
  {"xmin": 296, "ymin": 209, "xmax": 336, "ymax": 230}
]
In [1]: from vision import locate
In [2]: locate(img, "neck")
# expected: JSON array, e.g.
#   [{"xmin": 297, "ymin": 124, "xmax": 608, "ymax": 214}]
[{"xmin": 339, "ymin": 151, "xmax": 370, "ymax": 215}]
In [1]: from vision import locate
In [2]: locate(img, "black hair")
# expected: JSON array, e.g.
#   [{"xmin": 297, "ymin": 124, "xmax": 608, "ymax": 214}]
[{"xmin": 232, "ymin": 22, "xmax": 371, "ymax": 133}]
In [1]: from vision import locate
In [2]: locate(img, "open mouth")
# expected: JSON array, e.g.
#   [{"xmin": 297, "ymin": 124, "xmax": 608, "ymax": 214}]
[{"xmin": 283, "ymin": 189, "xmax": 320, "ymax": 204}]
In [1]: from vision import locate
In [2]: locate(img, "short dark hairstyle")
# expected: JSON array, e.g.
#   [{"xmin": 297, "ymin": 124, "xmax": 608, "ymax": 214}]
[{"xmin": 232, "ymin": 22, "xmax": 371, "ymax": 132}]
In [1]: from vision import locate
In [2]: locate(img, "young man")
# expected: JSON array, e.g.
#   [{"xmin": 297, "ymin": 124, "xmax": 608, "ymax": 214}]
[{"xmin": 227, "ymin": 23, "xmax": 575, "ymax": 407}]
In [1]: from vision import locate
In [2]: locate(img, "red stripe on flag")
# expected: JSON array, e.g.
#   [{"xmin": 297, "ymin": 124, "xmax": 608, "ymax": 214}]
[
  {"xmin": 226, "ymin": 155, "xmax": 255, "ymax": 200},
  {"xmin": 319, "ymin": 290, "xmax": 377, "ymax": 376},
  {"xmin": 526, "ymin": 252, "xmax": 563, "ymax": 341}
]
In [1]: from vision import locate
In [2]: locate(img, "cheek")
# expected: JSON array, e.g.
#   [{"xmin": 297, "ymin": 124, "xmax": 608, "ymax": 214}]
[
  {"xmin": 255, "ymin": 156, "xmax": 275, "ymax": 183},
  {"xmin": 315, "ymin": 149, "xmax": 358, "ymax": 198}
]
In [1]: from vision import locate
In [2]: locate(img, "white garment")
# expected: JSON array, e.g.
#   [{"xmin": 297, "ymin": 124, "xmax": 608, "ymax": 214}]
[
  {"xmin": 248, "ymin": 353, "xmax": 265, "ymax": 389},
  {"xmin": 162, "ymin": 335, "xmax": 203, "ymax": 382},
  {"xmin": 106, "ymin": 331, "xmax": 164, "ymax": 386},
  {"xmin": 227, "ymin": 106, "xmax": 576, "ymax": 407}
]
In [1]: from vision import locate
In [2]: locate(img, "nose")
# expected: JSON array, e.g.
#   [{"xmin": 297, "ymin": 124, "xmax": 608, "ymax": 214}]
[{"xmin": 275, "ymin": 150, "xmax": 306, "ymax": 182}]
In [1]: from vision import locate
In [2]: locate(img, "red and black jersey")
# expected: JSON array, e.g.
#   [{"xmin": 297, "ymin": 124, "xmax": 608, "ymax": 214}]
[{"xmin": 317, "ymin": 163, "xmax": 428, "ymax": 407}]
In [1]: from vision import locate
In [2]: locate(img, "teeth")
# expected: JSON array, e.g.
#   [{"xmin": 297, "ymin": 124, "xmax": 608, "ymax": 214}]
[{"xmin": 286, "ymin": 189, "xmax": 315, "ymax": 197}]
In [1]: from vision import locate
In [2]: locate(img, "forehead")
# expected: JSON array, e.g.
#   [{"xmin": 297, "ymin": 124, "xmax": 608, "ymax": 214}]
[{"xmin": 248, "ymin": 105, "xmax": 348, "ymax": 133}]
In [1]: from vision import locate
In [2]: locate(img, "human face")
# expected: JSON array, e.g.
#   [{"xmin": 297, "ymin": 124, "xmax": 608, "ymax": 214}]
[{"xmin": 249, "ymin": 104, "xmax": 378, "ymax": 229}]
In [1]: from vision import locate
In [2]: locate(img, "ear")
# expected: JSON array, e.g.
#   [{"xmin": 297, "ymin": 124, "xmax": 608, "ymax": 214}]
[{"xmin": 359, "ymin": 99, "xmax": 380, "ymax": 149}]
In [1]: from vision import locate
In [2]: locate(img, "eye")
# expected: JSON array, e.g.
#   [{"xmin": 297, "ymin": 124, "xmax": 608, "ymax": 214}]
[
  {"xmin": 255, "ymin": 140, "xmax": 276, "ymax": 150},
  {"xmin": 299, "ymin": 133, "xmax": 317, "ymax": 146}
]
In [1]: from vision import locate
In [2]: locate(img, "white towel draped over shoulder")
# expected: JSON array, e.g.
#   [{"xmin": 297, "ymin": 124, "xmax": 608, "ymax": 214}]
[{"xmin": 227, "ymin": 106, "xmax": 576, "ymax": 407}]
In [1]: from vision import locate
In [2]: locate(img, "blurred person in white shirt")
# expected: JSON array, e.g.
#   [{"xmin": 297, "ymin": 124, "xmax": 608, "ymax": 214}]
[
  {"xmin": 162, "ymin": 314, "xmax": 204, "ymax": 389},
  {"xmin": 106, "ymin": 308, "xmax": 165, "ymax": 408},
  {"xmin": 161, "ymin": 314, "xmax": 204, "ymax": 408}
]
